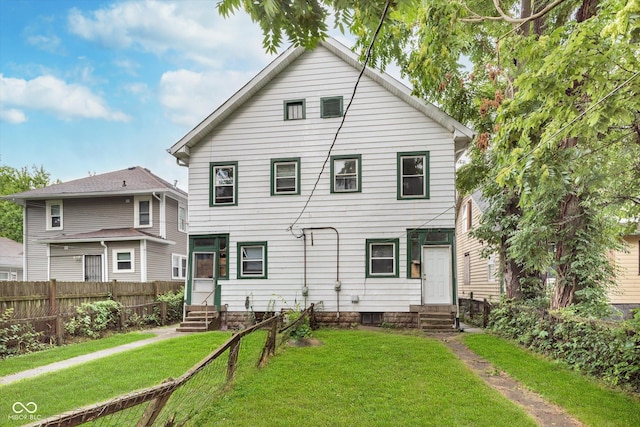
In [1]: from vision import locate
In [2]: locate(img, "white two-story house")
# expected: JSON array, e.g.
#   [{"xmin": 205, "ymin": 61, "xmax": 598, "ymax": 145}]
[
  {"xmin": 4, "ymin": 166, "xmax": 188, "ymax": 283},
  {"xmin": 170, "ymin": 38, "xmax": 473, "ymax": 328}
]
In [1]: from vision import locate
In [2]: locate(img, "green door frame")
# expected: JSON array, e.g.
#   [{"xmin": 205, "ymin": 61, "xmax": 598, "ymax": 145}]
[{"xmin": 187, "ymin": 234, "xmax": 229, "ymax": 308}]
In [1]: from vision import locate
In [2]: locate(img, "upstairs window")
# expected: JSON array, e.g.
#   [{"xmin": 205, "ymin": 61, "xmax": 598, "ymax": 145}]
[
  {"xmin": 46, "ymin": 200, "xmax": 63, "ymax": 230},
  {"xmin": 398, "ymin": 152, "xmax": 429, "ymax": 199},
  {"xmin": 366, "ymin": 239, "xmax": 399, "ymax": 278},
  {"xmin": 321, "ymin": 96, "xmax": 343, "ymax": 118},
  {"xmin": 178, "ymin": 203, "xmax": 187, "ymax": 232},
  {"xmin": 135, "ymin": 196, "xmax": 152, "ymax": 228},
  {"xmin": 238, "ymin": 242, "xmax": 267, "ymax": 279},
  {"xmin": 461, "ymin": 200, "xmax": 472, "ymax": 233},
  {"xmin": 284, "ymin": 99, "xmax": 305, "ymax": 120},
  {"xmin": 331, "ymin": 155, "xmax": 361, "ymax": 193},
  {"xmin": 210, "ymin": 162, "xmax": 238, "ymax": 206},
  {"xmin": 271, "ymin": 158, "xmax": 300, "ymax": 195}
]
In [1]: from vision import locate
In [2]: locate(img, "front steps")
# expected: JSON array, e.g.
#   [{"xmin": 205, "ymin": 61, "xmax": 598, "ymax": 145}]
[
  {"xmin": 412, "ymin": 304, "xmax": 458, "ymax": 332},
  {"xmin": 176, "ymin": 305, "xmax": 219, "ymax": 332}
]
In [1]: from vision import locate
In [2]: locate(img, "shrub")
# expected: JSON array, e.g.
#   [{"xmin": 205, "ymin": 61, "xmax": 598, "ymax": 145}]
[
  {"xmin": 156, "ymin": 289, "xmax": 184, "ymax": 323},
  {"xmin": 488, "ymin": 301, "xmax": 640, "ymax": 392},
  {"xmin": 0, "ymin": 308, "xmax": 48, "ymax": 358},
  {"xmin": 284, "ymin": 309, "xmax": 312, "ymax": 341},
  {"xmin": 65, "ymin": 300, "xmax": 122, "ymax": 339}
]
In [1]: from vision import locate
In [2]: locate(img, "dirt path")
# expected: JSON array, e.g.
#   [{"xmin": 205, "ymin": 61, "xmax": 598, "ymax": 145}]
[{"xmin": 438, "ymin": 333, "xmax": 583, "ymax": 427}]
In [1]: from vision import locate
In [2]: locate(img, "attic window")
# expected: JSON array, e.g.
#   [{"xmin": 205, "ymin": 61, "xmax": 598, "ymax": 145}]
[
  {"xmin": 321, "ymin": 96, "xmax": 343, "ymax": 118},
  {"xmin": 284, "ymin": 99, "xmax": 305, "ymax": 120}
]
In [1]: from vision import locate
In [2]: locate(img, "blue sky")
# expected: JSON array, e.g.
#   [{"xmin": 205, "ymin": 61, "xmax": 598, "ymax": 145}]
[{"xmin": 1, "ymin": 0, "xmax": 355, "ymax": 190}]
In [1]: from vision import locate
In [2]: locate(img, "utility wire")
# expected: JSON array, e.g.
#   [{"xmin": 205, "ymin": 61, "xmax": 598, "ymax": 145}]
[{"xmin": 287, "ymin": 0, "xmax": 393, "ymax": 233}]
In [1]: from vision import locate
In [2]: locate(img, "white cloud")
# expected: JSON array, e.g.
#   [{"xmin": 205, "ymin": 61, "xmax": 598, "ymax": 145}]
[
  {"xmin": 0, "ymin": 108, "xmax": 27, "ymax": 124},
  {"xmin": 0, "ymin": 73, "xmax": 130, "ymax": 122},
  {"xmin": 67, "ymin": 0, "xmax": 268, "ymax": 67},
  {"xmin": 158, "ymin": 68, "xmax": 256, "ymax": 126}
]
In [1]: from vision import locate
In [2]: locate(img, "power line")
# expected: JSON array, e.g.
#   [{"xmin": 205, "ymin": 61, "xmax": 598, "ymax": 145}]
[{"xmin": 287, "ymin": 0, "xmax": 393, "ymax": 233}]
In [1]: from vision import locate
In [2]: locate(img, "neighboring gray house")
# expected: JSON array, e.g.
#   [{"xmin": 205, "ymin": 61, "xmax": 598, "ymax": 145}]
[
  {"xmin": 3, "ymin": 167, "xmax": 188, "ymax": 282},
  {"xmin": 169, "ymin": 38, "xmax": 473, "ymax": 329},
  {"xmin": 0, "ymin": 237, "xmax": 23, "ymax": 281}
]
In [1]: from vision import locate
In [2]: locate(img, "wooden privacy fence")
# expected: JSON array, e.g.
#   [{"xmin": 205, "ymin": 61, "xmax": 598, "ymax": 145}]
[
  {"xmin": 29, "ymin": 304, "xmax": 316, "ymax": 427},
  {"xmin": 0, "ymin": 280, "xmax": 183, "ymax": 318}
]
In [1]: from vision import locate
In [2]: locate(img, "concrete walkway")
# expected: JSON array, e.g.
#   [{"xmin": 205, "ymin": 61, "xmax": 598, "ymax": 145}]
[{"xmin": 0, "ymin": 326, "xmax": 189, "ymax": 387}]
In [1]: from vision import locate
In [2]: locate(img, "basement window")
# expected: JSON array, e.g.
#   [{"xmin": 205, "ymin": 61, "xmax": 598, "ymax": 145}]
[{"xmin": 361, "ymin": 312, "xmax": 383, "ymax": 326}]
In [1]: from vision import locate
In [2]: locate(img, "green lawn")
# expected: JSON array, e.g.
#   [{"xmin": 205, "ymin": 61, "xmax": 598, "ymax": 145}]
[
  {"xmin": 462, "ymin": 333, "xmax": 640, "ymax": 427},
  {"xmin": 0, "ymin": 331, "xmax": 155, "ymax": 377},
  {"xmin": 1, "ymin": 329, "xmax": 537, "ymax": 427},
  {"xmin": 188, "ymin": 329, "xmax": 536, "ymax": 426}
]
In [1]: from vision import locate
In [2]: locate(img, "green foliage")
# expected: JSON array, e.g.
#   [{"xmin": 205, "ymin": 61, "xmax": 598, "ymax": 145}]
[
  {"xmin": 488, "ymin": 301, "xmax": 640, "ymax": 392},
  {"xmin": 156, "ymin": 288, "xmax": 184, "ymax": 323},
  {"xmin": 0, "ymin": 165, "xmax": 53, "ymax": 242},
  {"xmin": 64, "ymin": 300, "xmax": 122, "ymax": 339},
  {"xmin": 284, "ymin": 307, "xmax": 312, "ymax": 340},
  {"xmin": 0, "ymin": 308, "xmax": 48, "ymax": 359}
]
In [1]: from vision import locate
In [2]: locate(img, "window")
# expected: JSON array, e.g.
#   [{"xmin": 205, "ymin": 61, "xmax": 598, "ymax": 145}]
[
  {"xmin": 178, "ymin": 203, "xmax": 187, "ymax": 232},
  {"xmin": 271, "ymin": 158, "xmax": 300, "ymax": 195},
  {"xmin": 210, "ymin": 162, "xmax": 238, "ymax": 206},
  {"xmin": 46, "ymin": 200, "xmax": 63, "ymax": 230},
  {"xmin": 193, "ymin": 252, "xmax": 215, "ymax": 279},
  {"xmin": 0, "ymin": 272, "xmax": 9, "ymax": 281},
  {"xmin": 487, "ymin": 254, "xmax": 496, "ymax": 282},
  {"xmin": 134, "ymin": 196, "xmax": 152, "ymax": 227},
  {"xmin": 331, "ymin": 155, "xmax": 361, "ymax": 193},
  {"xmin": 321, "ymin": 96, "xmax": 343, "ymax": 118},
  {"xmin": 397, "ymin": 152, "xmax": 429, "ymax": 199},
  {"xmin": 191, "ymin": 234, "xmax": 228, "ymax": 279},
  {"xmin": 284, "ymin": 99, "xmax": 305, "ymax": 120},
  {"xmin": 237, "ymin": 242, "xmax": 267, "ymax": 279},
  {"xmin": 113, "ymin": 249, "xmax": 135, "ymax": 273},
  {"xmin": 172, "ymin": 254, "xmax": 187, "ymax": 279},
  {"xmin": 461, "ymin": 200, "xmax": 472, "ymax": 233},
  {"xmin": 366, "ymin": 239, "xmax": 399, "ymax": 277},
  {"xmin": 463, "ymin": 252, "xmax": 471, "ymax": 286}
]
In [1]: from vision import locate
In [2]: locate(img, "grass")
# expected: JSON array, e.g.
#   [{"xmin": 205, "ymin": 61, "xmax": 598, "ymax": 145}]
[
  {"xmin": 462, "ymin": 333, "xmax": 640, "ymax": 427},
  {"xmin": 189, "ymin": 329, "xmax": 537, "ymax": 426},
  {"xmin": 0, "ymin": 331, "xmax": 155, "ymax": 377},
  {"xmin": 0, "ymin": 331, "xmax": 232, "ymax": 424}
]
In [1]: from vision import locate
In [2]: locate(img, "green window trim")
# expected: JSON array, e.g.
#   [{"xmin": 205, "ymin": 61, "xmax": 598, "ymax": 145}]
[
  {"xmin": 321, "ymin": 96, "xmax": 343, "ymax": 118},
  {"xmin": 209, "ymin": 161, "xmax": 238, "ymax": 207},
  {"xmin": 397, "ymin": 151, "xmax": 430, "ymax": 200},
  {"xmin": 271, "ymin": 158, "xmax": 301, "ymax": 196},
  {"xmin": 405, "ymin": 228, "xmax": 455, "ymax": 280},
  {"xmin": 366, "ymin": 238, "xmax": 399, "ymax": 278},
  {"xmin": 237, "ymin": 241, "xmax": 268, "ymax": 279},
  {"xmin": 330, "ymin": 154, "xmax": 362, "ymax": 193},
  {"xmin": 284, "ymin": 99, "xmax": 306, "ymax": 120}
]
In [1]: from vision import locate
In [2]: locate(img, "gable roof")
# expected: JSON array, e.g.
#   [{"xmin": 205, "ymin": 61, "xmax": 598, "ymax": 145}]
[
  {"xmin": 4, "ymin": 166, "xmax": 187, "ymax": 203},
  {"xmin": 0, "ymin": 237, "xmax": 23, "ymax": 269},
  {"xmin": 168, "ymin": 37, "xmax": 474, "ymax": 165}
]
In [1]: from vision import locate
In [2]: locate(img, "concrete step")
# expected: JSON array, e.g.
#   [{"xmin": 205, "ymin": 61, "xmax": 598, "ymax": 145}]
[{"xmin": 176, "ymin": 325, "xmax": 209, "ymax": 333}]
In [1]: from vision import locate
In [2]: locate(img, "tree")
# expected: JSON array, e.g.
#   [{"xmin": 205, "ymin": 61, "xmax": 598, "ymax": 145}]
[
  {"xmin": 218, "ymin": 0, "xmax": 640, "ymax": 312},
  {"xmin": 0, "ymin": 165, "xmax": 52, "ymax": 242}
]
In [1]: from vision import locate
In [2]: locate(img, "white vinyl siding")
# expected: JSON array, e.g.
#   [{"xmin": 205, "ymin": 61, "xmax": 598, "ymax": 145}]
[{"xmin": 185, "ymin": 45, "xmax": 457, "ymax": 312}]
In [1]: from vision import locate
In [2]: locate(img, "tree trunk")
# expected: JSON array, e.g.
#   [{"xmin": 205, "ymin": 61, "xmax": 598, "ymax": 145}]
[{"xmin": 500, "ymin": 192, "xmax": 525, "ymax": 299}]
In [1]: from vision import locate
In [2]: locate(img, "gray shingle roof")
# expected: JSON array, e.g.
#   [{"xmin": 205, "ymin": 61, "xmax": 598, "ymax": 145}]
[
  {"xmin": 4, "ymin": 166, "xmax": 186, "ymax": 200},
  {"xmin": 36, "ymin": 228, "xmax": 173, "ymax": 245},
  {"xmin": 0, "ymin": 237, "xmax": 23, "ymax": 269}
]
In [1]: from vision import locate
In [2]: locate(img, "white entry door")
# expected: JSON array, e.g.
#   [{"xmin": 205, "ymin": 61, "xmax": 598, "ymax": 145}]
[
  {"xmin": 422, "ymin": 246, "xmax": 452, "ymax": 304},
  {"xmin": 192, "ymin": 252, "xmax": 216, "ymax": 306}
]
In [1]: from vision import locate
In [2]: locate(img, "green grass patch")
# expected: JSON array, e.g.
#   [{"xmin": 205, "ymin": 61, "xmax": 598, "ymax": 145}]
[
  {"xmin": 0, "ymin": 331, "xmax": 232, "ymax": 424},
  {"xmin": 0, "ymin": 332, "xmax": 155, "ymax": 377},
  {"xmin": 462, "ymin": 333, "xmax": 640, "ymax": 427},
  {"xmin": 190, "ymin": 329, "xmax": 536, "ymax": 426}
]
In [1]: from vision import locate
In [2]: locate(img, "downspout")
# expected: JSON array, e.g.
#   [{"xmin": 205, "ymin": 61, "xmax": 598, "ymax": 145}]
[
  {"xmin": 22, "ymin": 201, "xmax": 27, "ymax": 281},
  {"xmin": 152, "ymin": 192, "xmax": 165, "ymax": 238},
  {"xmin": 100, "ymin": 241, "xmax": 108, "ymax": 282},
  {"xmin": 303, "ymin": 227, "xmax": 340, "ymax": 319}
]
